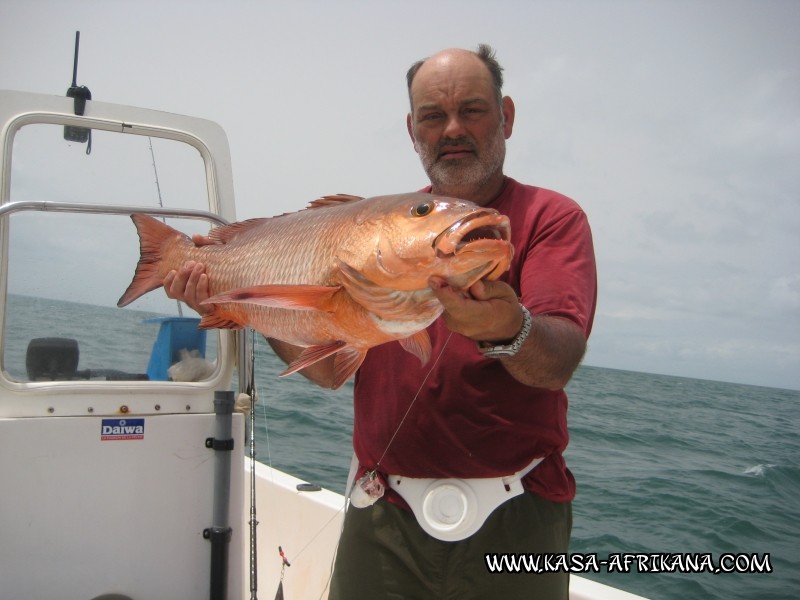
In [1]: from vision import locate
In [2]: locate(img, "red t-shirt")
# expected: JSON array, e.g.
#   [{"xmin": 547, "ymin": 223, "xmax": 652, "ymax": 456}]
[{"xmin": 352, "ymin": 177, "xmax": 597, "ymax": 503}]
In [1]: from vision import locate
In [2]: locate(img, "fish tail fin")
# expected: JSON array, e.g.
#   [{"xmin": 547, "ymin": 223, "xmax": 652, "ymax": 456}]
[{"xmin": 117, "ymin": 214, "xmax": 187, "ymax": 307}]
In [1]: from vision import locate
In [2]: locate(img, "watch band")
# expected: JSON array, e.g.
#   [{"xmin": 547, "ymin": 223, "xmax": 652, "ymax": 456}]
[{"xmin": 478, "ymin": 304, "xmax": 532, "ymax": 358}]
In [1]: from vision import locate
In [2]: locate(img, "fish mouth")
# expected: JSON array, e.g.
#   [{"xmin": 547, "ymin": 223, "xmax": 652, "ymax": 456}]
[{"xmin": 434, "ymin": 210, "xmax": 511, "ymax": 258}]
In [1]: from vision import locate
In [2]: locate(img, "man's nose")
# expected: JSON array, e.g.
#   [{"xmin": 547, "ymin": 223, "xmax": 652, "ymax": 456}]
[{"xmin": 443, "ymin": 114, "xmax": 467, "ymax": 139}]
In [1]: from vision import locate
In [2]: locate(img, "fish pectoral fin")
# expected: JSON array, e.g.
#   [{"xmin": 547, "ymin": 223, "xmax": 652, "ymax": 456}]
[
  {"xmin": 336, "ymin": 260, "xmax": 421, "ymax": 319},
  {"xmin": 280, "ymin": 341, "xmax": 346, "ymax": 377},
  {"xmin": 399, "ymin": 330, "xmax": 432, "ymax": 365},
  {"xmin": 204, "ymin": 284, "xmax": 342, "ymax": 312}
]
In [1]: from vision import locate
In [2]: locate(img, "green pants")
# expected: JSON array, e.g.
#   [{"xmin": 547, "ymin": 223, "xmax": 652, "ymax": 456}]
[{"xmin": 329, "ymin": 491, "xmax": 572, "ymax": 600}]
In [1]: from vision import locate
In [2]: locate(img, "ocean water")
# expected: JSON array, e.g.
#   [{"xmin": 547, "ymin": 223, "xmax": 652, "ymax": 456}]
[{"xmin": 3, "ymin": 295, "xmax": 798, "ymax": 600}]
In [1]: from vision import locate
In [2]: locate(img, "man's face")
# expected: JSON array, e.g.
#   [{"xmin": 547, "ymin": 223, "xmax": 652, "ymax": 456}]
[{"xmin": 407, "ymin": 52, "xmax": 512, "ymax": 195}]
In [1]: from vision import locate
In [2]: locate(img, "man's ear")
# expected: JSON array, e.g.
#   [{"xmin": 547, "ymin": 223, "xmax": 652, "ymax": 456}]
[
  {"xmin": 502, "ymin": 96, "xmax": 515, "ymax": 139},
  {"xmin": 407, "ymin": 113, "xmax": 419, "ymax": 153}
]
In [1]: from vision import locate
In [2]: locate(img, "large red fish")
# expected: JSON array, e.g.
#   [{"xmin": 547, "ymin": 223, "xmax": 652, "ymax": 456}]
[{"xmin": 118, "ymin": 193, "xmax": 513, "ymax": 388}]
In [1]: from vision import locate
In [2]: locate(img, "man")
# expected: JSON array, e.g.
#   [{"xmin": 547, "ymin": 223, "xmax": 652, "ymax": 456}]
[{"xmin": 165, "ymin": 45, "xmax": 596, "ymax": 598}]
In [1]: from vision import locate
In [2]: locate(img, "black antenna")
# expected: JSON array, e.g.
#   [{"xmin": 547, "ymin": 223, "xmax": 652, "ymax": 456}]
[
  {"xmin": 64, "ymin": 31, "xmax": 92, "ymax": 151},
  {"xmin": 71, "ymin": 32, "xmax": 80, "ymax": 86}
]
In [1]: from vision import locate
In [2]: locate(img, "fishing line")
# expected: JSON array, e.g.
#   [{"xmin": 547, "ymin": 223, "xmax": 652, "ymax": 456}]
[
  {"xmin": 250, "ymin": 332, "xmax": 348, "ymax": 600},
  {"xmin": 255, "ymin": 329, "xmax": 454, "ymax": 598},
  {"xmin": 318, "ymin": 331, "xmax": 453, "ymax": 598},
  {"xmin": 374, "ymin": 330, "xmax": 454, "ymax": 471},
  {"xmin": 323, "ymin": 331, "xmax": 455, "ymax": 595},
  {"xmin": 252, "ymin": 335, "xmax": 277, "ymax": 496}
]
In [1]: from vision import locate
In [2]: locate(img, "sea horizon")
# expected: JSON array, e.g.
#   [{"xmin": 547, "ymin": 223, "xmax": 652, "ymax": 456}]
[{"xmin": 5, "ymin": 292, "xmax": 799, "ymax": 393}]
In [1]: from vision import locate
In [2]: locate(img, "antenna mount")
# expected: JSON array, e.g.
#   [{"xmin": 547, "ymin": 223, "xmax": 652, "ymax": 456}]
[{"xmin": 64, "ymin": 31, "xmax": 92, "ymax": 149}]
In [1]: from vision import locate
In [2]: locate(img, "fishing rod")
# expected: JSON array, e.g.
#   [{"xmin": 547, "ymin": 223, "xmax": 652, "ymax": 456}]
[{"xmin": 248, "ymin": 331, "xmax": 259, "ymax": 600}]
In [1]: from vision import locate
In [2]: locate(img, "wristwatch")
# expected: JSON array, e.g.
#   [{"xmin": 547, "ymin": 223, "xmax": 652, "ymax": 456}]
[{"xmin": 478, "ymin": 303, "xmax": 533, "ymax": 358}]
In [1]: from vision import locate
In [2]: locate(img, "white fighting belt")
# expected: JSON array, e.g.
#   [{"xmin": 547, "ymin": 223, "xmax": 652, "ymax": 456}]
[{"xmin": 388, "ymin": 456, "xmax": 544, "ymax": 542}]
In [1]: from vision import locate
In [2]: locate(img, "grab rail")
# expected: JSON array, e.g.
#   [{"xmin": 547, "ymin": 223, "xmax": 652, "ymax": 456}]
[{"xmin": 0, "ymin": 199, "xmax": 229, "ymax": 224}]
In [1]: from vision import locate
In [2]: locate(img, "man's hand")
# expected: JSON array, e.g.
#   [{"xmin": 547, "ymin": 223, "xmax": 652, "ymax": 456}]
[
  {"xmin": 430, "ymin": 276, "xmax": 586, "ymax": 390},
  {"xmin": 163, "ymin": 233, "xmax": 215, "ymax": 314},
  {"xmin": 163, "ymin": 261, "xmax": 211, "ymax": 314},
  {"xmin": 429, "ymin": 276, "xmax": 522, "ymax": 343}
]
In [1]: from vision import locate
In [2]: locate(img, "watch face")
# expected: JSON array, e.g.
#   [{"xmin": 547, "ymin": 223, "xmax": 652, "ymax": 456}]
[
  {"xmin": 480, "ymin": 346, "xmax": 516, "ymax": 358},
  {"xmin": 478, "ymin": 304, "xmax": 531, "ymax": 359}
]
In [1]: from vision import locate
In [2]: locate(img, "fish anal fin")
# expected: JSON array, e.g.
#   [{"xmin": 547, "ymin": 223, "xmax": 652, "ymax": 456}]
[
  {"xmin": 399, "ymin": 330, "xmax": 432, "ymax": 365},
  {"xmin": 204, "ymin": 284, "xmax": 341, "ymax": 311}
]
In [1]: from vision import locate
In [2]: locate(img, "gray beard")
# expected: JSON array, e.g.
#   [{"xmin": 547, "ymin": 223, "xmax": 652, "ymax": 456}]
[{"xmin": 417, "ymin": 126, "xmax": 506, "ymax": 192}]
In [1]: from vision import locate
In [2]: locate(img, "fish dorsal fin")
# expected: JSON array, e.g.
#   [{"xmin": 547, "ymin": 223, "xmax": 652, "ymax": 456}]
[
  {"xmin": 203, "ymin": 195, "xmax": 364, "ymax": 244},
  {"xmin": 307, "ymin": 194, "xmax": 365, "ymax": 209},
  {"xmin": 206, "ymin": 218, "xmax": 271, "ymax": 244},
  {"xmin": 399, "ymin": 330, "xmax": 432, "ymax": 365}
]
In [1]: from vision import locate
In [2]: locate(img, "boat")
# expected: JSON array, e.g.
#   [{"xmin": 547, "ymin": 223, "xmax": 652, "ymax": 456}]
[{"xmin": 0, "ymin": 85, "xmax": 647, "ymax": 599}]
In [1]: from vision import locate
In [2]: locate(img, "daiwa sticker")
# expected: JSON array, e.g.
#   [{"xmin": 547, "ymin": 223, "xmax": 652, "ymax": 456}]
[{"xmin": 101, "ymin": 418, "xmax": 145, "ymax": 441}]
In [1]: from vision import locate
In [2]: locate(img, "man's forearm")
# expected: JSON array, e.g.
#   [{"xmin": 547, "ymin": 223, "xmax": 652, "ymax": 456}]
[{"xmin": 499, "ymin": 315, "xmax": 586, "ymax": 390}]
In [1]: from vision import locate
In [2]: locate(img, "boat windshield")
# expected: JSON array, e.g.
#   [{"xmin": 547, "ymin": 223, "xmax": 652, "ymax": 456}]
[{"xmin": 2, "ymin": 124, "xmax": 221, "ymax": 384}]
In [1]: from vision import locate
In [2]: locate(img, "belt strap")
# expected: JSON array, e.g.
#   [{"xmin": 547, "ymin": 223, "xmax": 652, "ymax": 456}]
[
  {"xmin": 347, "ymin": 455, "xmax": 544, "ymax": 542},
  {"xmin": 389, "ymin": 456, "xmax": 544, "ymax": 541}
]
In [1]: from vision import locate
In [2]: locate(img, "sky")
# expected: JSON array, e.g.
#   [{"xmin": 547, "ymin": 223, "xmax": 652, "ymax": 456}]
[{"xmin": 1, "ymin": 0, "xmax": 798, "ymax": 390}]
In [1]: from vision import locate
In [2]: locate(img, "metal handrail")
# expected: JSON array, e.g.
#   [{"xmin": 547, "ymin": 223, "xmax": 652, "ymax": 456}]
[{"xmin": 0, "ymin": 199, "xmax": 229, "ymax": 225}]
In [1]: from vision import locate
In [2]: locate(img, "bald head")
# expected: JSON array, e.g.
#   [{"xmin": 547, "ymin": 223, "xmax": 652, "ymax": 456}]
[{"xmin": 406, "ymin": 44, "xmax": 505, "ymax": 112}]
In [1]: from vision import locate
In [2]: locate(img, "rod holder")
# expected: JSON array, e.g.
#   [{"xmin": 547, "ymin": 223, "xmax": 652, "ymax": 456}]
[{"xmin": 206, "ymin": 390, "xmax": 235, "ymax": 600}]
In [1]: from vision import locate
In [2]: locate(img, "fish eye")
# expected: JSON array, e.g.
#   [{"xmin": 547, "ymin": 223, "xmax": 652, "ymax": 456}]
[{"xmin": 411, "ymin": 201, "xmax": 434, "ymax": 217}]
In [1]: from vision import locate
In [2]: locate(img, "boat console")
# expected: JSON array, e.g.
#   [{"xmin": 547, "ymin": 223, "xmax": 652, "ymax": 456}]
[{"xmin": 0, "ymin": 89, "xmax": 247, "ymax": 599}]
